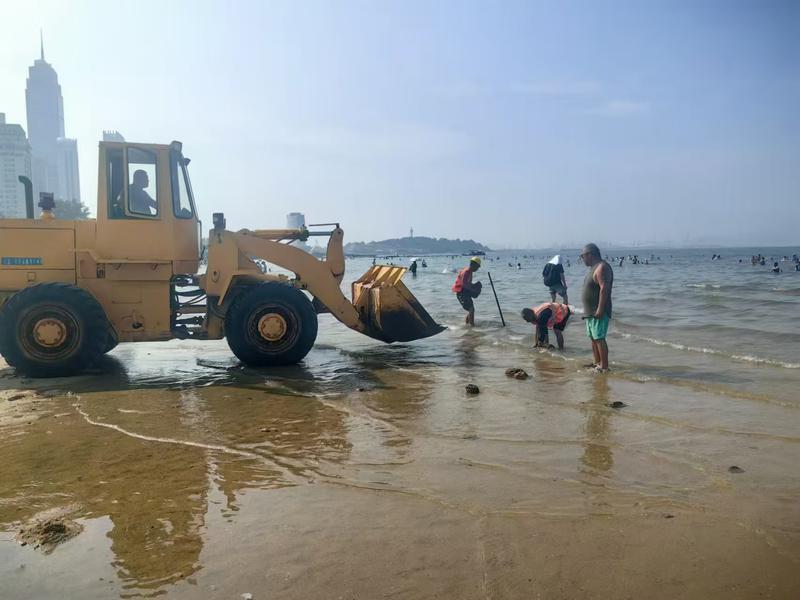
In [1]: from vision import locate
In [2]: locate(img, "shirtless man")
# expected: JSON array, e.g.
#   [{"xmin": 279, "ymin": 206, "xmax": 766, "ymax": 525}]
[{"xmin": 580, "ymin": 243, "xmax": 614, "ymax": 372}]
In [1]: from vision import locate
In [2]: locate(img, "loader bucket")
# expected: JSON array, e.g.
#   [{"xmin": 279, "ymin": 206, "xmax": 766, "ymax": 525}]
[{"xmin": 351, "ymin": 265, "xmax": 445, "ymax": 343}]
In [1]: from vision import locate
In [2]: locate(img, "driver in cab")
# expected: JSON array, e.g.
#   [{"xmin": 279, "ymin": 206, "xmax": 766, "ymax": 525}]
[{"xmin": 123, "ymin": 169, "xmax": 158, "ymax": 215}]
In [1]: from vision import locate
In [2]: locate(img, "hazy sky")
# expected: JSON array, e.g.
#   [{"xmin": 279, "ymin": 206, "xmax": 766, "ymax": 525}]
[{"xmin": 1, "ymin": 0, "xmax": 798, "ymax": 247}]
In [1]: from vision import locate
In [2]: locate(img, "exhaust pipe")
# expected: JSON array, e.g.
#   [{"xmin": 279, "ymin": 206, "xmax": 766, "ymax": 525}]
[{"xmin": 18, "ymin": 176, "xmax": 33, "ymax": 219}]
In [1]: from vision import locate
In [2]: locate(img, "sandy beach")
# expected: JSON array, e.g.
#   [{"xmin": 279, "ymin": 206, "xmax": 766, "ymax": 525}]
[{"xmin": 1, "ymin": 320, "xmax": 799, "ymax": 599}]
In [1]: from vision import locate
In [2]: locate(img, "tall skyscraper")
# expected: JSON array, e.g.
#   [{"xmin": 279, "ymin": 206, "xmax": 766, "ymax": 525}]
[
  {"xmin": 25, "ymin": 35, "xmax": 80, "ymax": 204},
  {"xmin": 0, "ymin": 113, "xmax": 33, "ymax": 218}
]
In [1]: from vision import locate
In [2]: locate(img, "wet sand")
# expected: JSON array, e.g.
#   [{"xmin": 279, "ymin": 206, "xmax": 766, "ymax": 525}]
[{"xmin": 1, "ymin": 337, "xmax": 799, "ymax": 599}]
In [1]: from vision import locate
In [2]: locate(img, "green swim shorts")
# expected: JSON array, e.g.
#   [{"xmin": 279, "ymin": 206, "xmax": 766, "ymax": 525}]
[{"xmin": 585, "ymin": 315, "xmax": 610, "ymax": 340}]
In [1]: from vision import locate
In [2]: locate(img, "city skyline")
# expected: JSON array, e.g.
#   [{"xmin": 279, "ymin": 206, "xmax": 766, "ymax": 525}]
[
  {"xmin": 24, "ymin": 33, "xmax": 80, "ymax": 206},
  {"xmin": 0, "ymin": 112, "xmax": 32, "ymax": 218},
  {"xmin": 0, "ymin": 2, "xmax": 797, "ymax": 247}
]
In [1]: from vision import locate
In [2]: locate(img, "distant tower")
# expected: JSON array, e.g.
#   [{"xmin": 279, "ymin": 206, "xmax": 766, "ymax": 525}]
[
  {"xmin": 102, "ymin": 130, "xmax": 126, "ymax": 142},
  {"xmin": 25, "ymin": 32, "xmax": 80, "ymax": 204},
  {"xmin": 410, "ymin": 227, "xmax": 414, "ymax": 238},
  {"xmin": 0, "ymin": 113, "xmax": 33, "ymax": 218},
  {"xmin": 287, "ymin": 212, "xmax": 306, "ymax": 248}
]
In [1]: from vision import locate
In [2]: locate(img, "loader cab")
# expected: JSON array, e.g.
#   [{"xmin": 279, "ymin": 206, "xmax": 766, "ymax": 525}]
[{"xmin": 96, "ymin": 141, "xmax": 200, "ymax": 273}]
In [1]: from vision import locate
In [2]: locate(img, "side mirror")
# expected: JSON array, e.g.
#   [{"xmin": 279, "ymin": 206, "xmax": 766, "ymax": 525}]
[
  {"xmin": 213, "ymin": 212, "xmax": 226, "ymax": 231},
  {"xmin": 182, "ymin": 157, "xmax": 191, "ymax": 166}
]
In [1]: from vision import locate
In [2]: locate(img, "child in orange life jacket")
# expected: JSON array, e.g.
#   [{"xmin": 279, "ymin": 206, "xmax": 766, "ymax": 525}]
[
  {"xmin": 521, "ymin": 302, "xmax": 572, "ymax": 350},
  {"xmin": 452, "ymin": 257, "xmax": 483, "ymax": 326}
]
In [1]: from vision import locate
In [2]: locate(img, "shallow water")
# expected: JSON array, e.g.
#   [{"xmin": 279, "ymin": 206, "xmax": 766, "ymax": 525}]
[{"xmin": 1, "ymin": 247, "xmax": 799, "ymax": 598}]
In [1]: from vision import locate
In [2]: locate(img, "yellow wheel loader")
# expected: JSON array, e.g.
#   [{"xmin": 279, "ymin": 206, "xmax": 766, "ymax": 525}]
[{"xmin": 0, "ymin": 140, "xmax": 443, "ymax": 377}]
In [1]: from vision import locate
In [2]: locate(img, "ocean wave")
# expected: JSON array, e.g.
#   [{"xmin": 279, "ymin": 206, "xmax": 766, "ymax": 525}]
[
  {"xmin": 616, "ymin": 332, "xmax": 800, "ymax": 369},
  {"xmin": 685, "ymin": 283, "xmax": 723, "ymax": 290},
  {"xmin": 771, "ymin": 288, "xmax": 800, "ymax": 296},
  {"xmin": 615, "ymin": 321, "xmax": 800, "ymax": 343},
  {"xmin": 685, "ymin": 282, "xmax": 800, "ymax": 296}
]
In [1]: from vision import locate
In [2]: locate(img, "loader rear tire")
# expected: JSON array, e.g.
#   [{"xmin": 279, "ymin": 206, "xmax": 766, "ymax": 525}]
[
  {"xmin": 225, "ymin": 282, "xmax": 318, "ymax": 366},
  {"xmin": 0, "ymin": 283, "xmax": 108, "ymax": 377}
]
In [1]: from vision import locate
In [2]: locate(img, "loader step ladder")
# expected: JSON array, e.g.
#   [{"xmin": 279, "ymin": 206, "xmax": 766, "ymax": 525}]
[{"xmin": 170, "ymin": 275, "xmax": 207, "ymax": 339}]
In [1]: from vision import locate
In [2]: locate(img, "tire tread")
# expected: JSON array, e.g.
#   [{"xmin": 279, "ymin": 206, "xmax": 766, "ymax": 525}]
[
  {"xmin": 225, "ymin": 282, "xmax": 317, "ymax": 366},
  {"xmin": 0, "ymin": 283, "xmax": 109, "ymax": 377}
]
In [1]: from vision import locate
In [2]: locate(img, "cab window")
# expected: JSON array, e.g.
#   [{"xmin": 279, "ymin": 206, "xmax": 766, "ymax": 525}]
[
  {"xmin": 107, "ymin": 148, "xmax": 125, "ymax": 219},
  {"xmin": 170, "ymin": 152, "xmax": 194, "ymax": 219},
  {"xmin": 127, "ymin": 148, "xmax": 159, "ymax": 217}
]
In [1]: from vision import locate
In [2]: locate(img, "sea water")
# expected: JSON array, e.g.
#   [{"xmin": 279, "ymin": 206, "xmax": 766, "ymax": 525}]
[
  {"xmin": 1, "ymin": 246, "xmax": 799, "ymax": 597},
  {"xmin": 321, "ymin": 247, "xmax": 800, "ymax": 408}
]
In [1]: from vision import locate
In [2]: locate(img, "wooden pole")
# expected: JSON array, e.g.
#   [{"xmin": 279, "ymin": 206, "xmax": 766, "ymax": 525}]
[{"xmin": 487, "ymin": 272, "xmax": 505, "ymax": 326}]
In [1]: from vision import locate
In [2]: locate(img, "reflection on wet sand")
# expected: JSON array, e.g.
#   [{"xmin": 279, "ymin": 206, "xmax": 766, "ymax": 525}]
[
  {"xmin": 0, "ymin": 339, "xmax": 443, "ymax": 595},
  {"xmin": 0, "ymin": 358, "xmax": 362, "ymax": 595},
  {"xmin": 454, "ymin": 333, "xmax": 481, "ymax": 374},
  {"xmin": 0, "ymin": 392, "xmax": 211, "ymax": 591},
  {"xmin": 530, "ymin": 353, "xmax": 570, "ymax": 385},
  {"xmin": 580, "ymin": 375, "xmax": 614, "ymax": 474}
]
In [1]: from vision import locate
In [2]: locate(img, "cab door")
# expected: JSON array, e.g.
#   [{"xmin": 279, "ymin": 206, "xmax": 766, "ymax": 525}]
[
  {"xmin": 168, "ymin": 148, "xmax": 201, "ymax": 274},
  {"xmin": 90, "ymin": 143, "xmax": 175, "ymax": 340},
  {"xmin": 95, "ymin": 143, "xmax": 173, "ymax": 261}
]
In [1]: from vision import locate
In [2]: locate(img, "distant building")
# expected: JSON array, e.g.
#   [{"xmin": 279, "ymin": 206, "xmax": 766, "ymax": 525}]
[
  {"xmin": 25, "ymin": 35, "xmax": 80, "ymax": 204},
  {"xmin": 102, "ymin": 130, "xmax": 125, "ymax": 142},
  {"xmin": 287, "ymin": 212, "xmax": 305, "ymax": 229},
  {"xmin": 287, "ymin": 212, "xmax": 306, "ymax": 248},
  {"xmin": 0, "ymin": 113, "xmax": 33, "ymax": 218},
  {"xmin": 55, "ymin": 137, "xmax": 79, "ymax": 202}
]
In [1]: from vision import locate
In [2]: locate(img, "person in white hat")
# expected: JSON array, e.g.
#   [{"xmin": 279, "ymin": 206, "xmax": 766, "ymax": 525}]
[{"xmin": 542, "ymin": 254, "xmax": 568, "ymax": 304}]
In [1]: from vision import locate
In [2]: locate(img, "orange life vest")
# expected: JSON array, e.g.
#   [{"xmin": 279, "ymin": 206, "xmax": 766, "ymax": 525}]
[
  {"xmin": 452, "ymin": 268, "xmax": 470, "ymax": 293},
  {"xmin": 533, "ymin": 302, "xmax": 568, "ymax": 328}
]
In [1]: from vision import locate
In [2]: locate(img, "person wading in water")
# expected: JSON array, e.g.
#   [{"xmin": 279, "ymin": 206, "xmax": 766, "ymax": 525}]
[
  {"xmin": 452, "ymin": 257, "xmax": 482, "ymax": 326},
  {"xmin": 580, "ymin": 243, "xmax": 614, "ymax": 372},
  {"xmin": 542, "ymin": 254, "xmax": 568, "ymax": 304},
  {"xmin": 521, "ymin": 302, "xmax": 571, "ymax": 350}
]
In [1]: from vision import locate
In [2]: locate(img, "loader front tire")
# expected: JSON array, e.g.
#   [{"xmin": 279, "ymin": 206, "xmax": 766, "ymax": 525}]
[
  {"xmin": 225, "ymin": 283, "xmax": 318, "ymax": 366},
  {"xmin": 0, "ymin": 283, "xmax": 108, "ymax": 377},
  {"xmin": 102, "ymin": 329, "xmax": 119, "ymax": 354}
]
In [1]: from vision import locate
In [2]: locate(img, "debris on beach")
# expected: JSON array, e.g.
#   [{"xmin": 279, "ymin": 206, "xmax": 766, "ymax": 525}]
[
  {"xmin": 2, "ymin": 389, "xmax": 63, "ymax": 403},
  {"xmin": 505, "ymin": 368, "xmax": 529, "ymax": 380},
  {"xmin": 728, "ymin": 465, "xmax": 745, "ymax": 474},
  {"xmin": 607, "ymin": 401, "xmax": 627, "ymax": 409},
  {"xmin": 465, "ymin": 384, "xmax": 480, "ymax": 394},
  {"xmin": 15, "ymin": 506, "xmax": 83, "ymax": 553}
]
